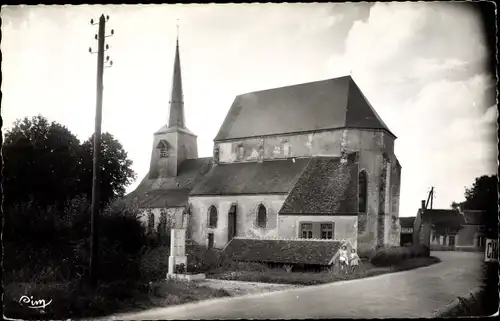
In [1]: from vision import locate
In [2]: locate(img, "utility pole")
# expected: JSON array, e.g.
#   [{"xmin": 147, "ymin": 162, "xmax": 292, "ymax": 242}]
[{"xmin": 88, "ymin": 14, "xmax": 114, "ymax": 287}]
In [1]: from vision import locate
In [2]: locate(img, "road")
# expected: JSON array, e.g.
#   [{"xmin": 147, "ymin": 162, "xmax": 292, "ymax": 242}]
[{"xmin": 100, "ymin": 251, "xmax": 484, "ymax": 319}]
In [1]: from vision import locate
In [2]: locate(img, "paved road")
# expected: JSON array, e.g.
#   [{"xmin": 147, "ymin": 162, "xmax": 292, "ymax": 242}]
[{"xmin": 102, "ymin": 251, "xmax": 484, "ymax": 320}]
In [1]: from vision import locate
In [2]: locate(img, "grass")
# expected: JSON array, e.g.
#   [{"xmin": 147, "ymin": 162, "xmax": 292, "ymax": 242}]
[
  {"xmin": 209, "ymin": 256, "xmax": 442, "ymax": 286},
  {"xmin": 3, "ymin": 278, "xmax": 230, "ymax": 320}
]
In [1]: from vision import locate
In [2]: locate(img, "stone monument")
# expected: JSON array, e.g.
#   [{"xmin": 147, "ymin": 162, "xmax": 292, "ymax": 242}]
[
  {"xmin": 168, "ymin": 228, "xmax": 187, "ymax": 275},
  {"xmin": 166, "ymin": 228, "xmax": 206, "ymax": 281}
]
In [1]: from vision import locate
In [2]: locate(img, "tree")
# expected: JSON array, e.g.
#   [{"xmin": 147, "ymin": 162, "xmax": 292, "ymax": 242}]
[
  {"xmin": 3, "ymin": 116, "xmax": 136, "ymax": 210},
  {"xmin": 78, "ymin": 132, "xmax": 136, "ymax": 208},
  {"xmin": 463, "ymin": 175, "xmax": 498, "ymax": 238},
  {"xmin": 2, "ymin": 115, "xmax": 81, "ymax": 209}
]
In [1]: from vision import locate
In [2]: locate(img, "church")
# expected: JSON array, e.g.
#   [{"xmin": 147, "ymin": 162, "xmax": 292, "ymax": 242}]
[{"xmin": 126, "ymin": 36, "xmax": 402, "ymax": 257}]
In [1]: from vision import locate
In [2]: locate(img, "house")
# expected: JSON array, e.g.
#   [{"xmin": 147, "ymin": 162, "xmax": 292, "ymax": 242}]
[
  {"xmin": 125, "ymin": 33, "xmax": 403, "ymax": 262},
  {"xmin": 399, "ymin": 217, "xmax": 415, "ymax": 246},
  {"xmin": 455, "ymin": 209, "xmax": 488, "ymax": 251},
  {"xmin": 413, "ymin": 200, "xmax": 487, "ymax": 251}
]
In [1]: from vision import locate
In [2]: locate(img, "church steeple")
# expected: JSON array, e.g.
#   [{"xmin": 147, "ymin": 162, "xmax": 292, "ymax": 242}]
[
  {"xmin": 168, "ymin": 29, "xmax": 185, "ymax": 128},
  {"xmin": 148, "ymin": 25, "xmax": 198, "ymax": 179}
]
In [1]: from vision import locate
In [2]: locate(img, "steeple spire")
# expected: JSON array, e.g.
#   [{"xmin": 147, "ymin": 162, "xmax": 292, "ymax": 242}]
[{"xmin": 168, "ymin": 21, "xmax": 185, "ymax": 128}]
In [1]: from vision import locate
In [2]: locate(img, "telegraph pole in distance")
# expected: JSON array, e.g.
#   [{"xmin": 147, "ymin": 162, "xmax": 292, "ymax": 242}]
[{"xmin": 88, "ymin": 14, "xmax": 114, "ymax": 287}]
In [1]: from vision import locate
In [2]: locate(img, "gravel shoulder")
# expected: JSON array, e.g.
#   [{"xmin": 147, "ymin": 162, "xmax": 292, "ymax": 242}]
[{"xmin": 195, "ymin": 278, "xmax": 302, "ymax": 296}]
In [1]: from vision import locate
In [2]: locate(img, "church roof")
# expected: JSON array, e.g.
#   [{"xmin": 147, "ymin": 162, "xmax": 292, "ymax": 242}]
[
  {"xmin": 222, "ymin": 237, "xmax": 342, "ymax": 266},
  {"xmin": 189, "ymin": 158, "xmax": 310, "ymax": 196},
  {"xmin": 135, "ymin": 188, "xmax": 190, "ymax": 208},
  {"xmin": 214, "ymin": 76, "xmax": 395, "ymax": 141},
  {"xmin": 125, "ymin": 157, "xmax": 213, "ymax": 208},
  {"xmin": 279, "ymin": 156, "xmax": 358, "ymax": 215}
]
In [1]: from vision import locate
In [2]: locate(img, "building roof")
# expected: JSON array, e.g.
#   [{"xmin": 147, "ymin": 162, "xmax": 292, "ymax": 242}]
[
  {"xmin": 462, "ymin": 210, "xmax": 486, "ymax": 225},
  {"xmin": 125, "ymin": 157, "xmax": 213, "ymax": 208},
  {"xmin": 214, "ymin": 76, "xmax": 395, "ymax": 141},
  {"xmin": 279, "ymin": 156, "xmax": 358, "ymax": 215},
  {"xmin": 399, "ymin": 217, "xmax": 415, "ymax": 228},
  {"xmin": 134, "ymin": 188, "xmax": 190, "ymax": 208},
  {"xmin": 189, "ymin": 158, "xmax": 310, "ymax": 196},
  {"xmin": 422, "ymin": 209, "xmax": 466, "ymax": 228},
  {"xmin": 222, "ymin": 237, "xmax": 342, "ymax": 265}
]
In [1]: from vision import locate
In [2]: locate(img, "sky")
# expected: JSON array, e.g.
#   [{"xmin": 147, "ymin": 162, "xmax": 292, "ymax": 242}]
[{"xmin": 1, "ymin": 3, "xmax": 497, "ymax": 217}]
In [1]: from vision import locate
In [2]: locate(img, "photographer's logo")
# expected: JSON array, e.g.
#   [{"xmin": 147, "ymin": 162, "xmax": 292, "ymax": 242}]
[{"xmin": 19, "ymin": 295, "xmax": 52, "ymax": 309}]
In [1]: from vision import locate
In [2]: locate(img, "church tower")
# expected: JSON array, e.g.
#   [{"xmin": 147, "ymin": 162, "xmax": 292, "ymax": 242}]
[{"xmin": 148, "ymin": 33, "xmax": 198, "ymax": 179}]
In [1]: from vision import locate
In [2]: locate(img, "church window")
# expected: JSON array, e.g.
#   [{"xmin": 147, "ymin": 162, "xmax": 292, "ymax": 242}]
[
  {"xmin": 300, "ymin": 223, "xmax": 313, "ymax": 239},
  {"xmin": 208, "ymin": 205, "xmax": 218, "ymax": 228},
  {"xmin": 358, "ymin": 170, "xmax": 368, "ymax": 213},
  {"xmin": 257, "ymin": 204, "xmax": 267, "ymax": 228},
  {"xmin": 321, "ymin": 223, "xmax": 334, "ymax": 239},
  {"xmin": 237, "ymin": 144, "xmax": 245, "ymax": 160},
  {"xmin": 148, "ymin": 212, "xmax": 155, "ymax": 235},
  {"xmin": 156, "ymin": 140, "xmax": 169, "ymax": 158},
  {"xmin": 281, "ymin": 140, "xmax": 290, "ymax": 157}
]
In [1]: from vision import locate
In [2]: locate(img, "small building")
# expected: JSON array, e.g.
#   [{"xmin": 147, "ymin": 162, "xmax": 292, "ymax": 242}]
[
  {"xmin": 399, "ymin": 217, "xmax": 415, "ymax": 246},
  {"xmin": 455, "ymin": 210, "xmax": 487, "ymax": 251},
  {"xmin": 222, "ymin": 237, "xmax": 342, "ymax": 271},
  {"xmin": 413, "ymin": 200, "xmax": 487, "ymax": 251}
]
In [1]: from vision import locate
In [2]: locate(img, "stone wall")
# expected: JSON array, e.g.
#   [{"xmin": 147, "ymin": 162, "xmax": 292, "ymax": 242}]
[
  {"xmin": 215, "ymin": 129, "xmax": 395, "ymax": 164},
  {"xmin": 188, "ymin": 194, "xmax": 287, "ymax": 249},
  {"xmin": 140, "ymin": 207, "xmax": 185, "ymax": 231}
]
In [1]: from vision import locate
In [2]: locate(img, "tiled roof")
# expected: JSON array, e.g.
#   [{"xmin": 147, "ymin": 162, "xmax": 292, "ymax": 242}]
[
  {"xmin": 135, "ymin": 188, "xmax": 190, "ymax": 208},
  {"xmin": 462, "ymin": 210, "xmax": 486, "ymax": 225},
  {"xmin": 189, "ymin": 158, "xmax": 310, "ymax": 196},
  {"xmin": 422, "ymin": 209, "xmax": 466, "ymax": 228},
  {"xmin": 222, "ymin": 237, "xmax": 342, "ymax": 265},
  {"xmin": 279, "ymin": 156, "xmax": 358, "ymax": 215},
  {"xmin": 399, "ymin": 217, "xmax": 415, "ymax": 227},
  {"xmin": 124, "ymin": 157, "xmax": 213, "ymax": 208},
  {"xmin": 214, "ymin": 76, "xmax": 395, "ymax": 141}
]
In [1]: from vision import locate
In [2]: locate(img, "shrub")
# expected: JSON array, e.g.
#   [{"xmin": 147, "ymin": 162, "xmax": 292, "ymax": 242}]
[
  {"xmin": 370, "ymin": 244, "xmax": 430, "ymax": 266},
  {"xmin": 185, "ymin": 242, "xmax": 223, "ymax": 273},
  {"xmin": 139, "ymin": 246, "xmax": 170, "ymax": 281}
]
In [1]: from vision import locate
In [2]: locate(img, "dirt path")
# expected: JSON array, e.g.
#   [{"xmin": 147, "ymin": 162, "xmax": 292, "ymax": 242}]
[{"xmin": 196, "ymin": 278, "xmax": 301, "ymax": 296}]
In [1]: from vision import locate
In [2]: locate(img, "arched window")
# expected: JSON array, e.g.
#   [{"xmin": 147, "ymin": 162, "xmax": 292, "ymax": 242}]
[
  {"xmin": 358, "ymin": 171, "xmax": 368, "ymax": 213},
  {"xmin": 257, "ymin": 204, "xmax": 267, "ymax": 228},
  {"xmin": 156, "ymin": 140, "xmax": 169, "ymax": 158},
  {"xmin": 208, "ymin": 205, "xmax": 218, "ymax": 228},
  {"xmin": 148, "ymin": 212, "xmax": 155, "ymax": 235},
  {"xmin": 237, "ymin": 144, "xmax": 245, "ymax": 160},
  {"xmin": 281, "ymin": 140, "xmax": 290, "ymax": 157}
]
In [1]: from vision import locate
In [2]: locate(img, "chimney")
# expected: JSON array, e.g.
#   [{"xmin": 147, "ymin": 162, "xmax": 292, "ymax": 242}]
[{"xmin": 421, "ymin": 200, "xmax": 426, "ymax": 210}]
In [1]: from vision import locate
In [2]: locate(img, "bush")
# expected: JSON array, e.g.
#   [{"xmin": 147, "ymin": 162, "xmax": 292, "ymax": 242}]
[
  {"xmin": 4, "ymin": 196, "xmax": 148, "ymax": 284},
  {"xmin": 370, "ymin": 244, "xmax": 430, "ymax": 266},
  {"xmin": 185, "ymin": 242, "xmax": 224, "ymax": 273},
  {"xmin": 139, "ymin": 246, "xmax": 170, "ymax": 280}
]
